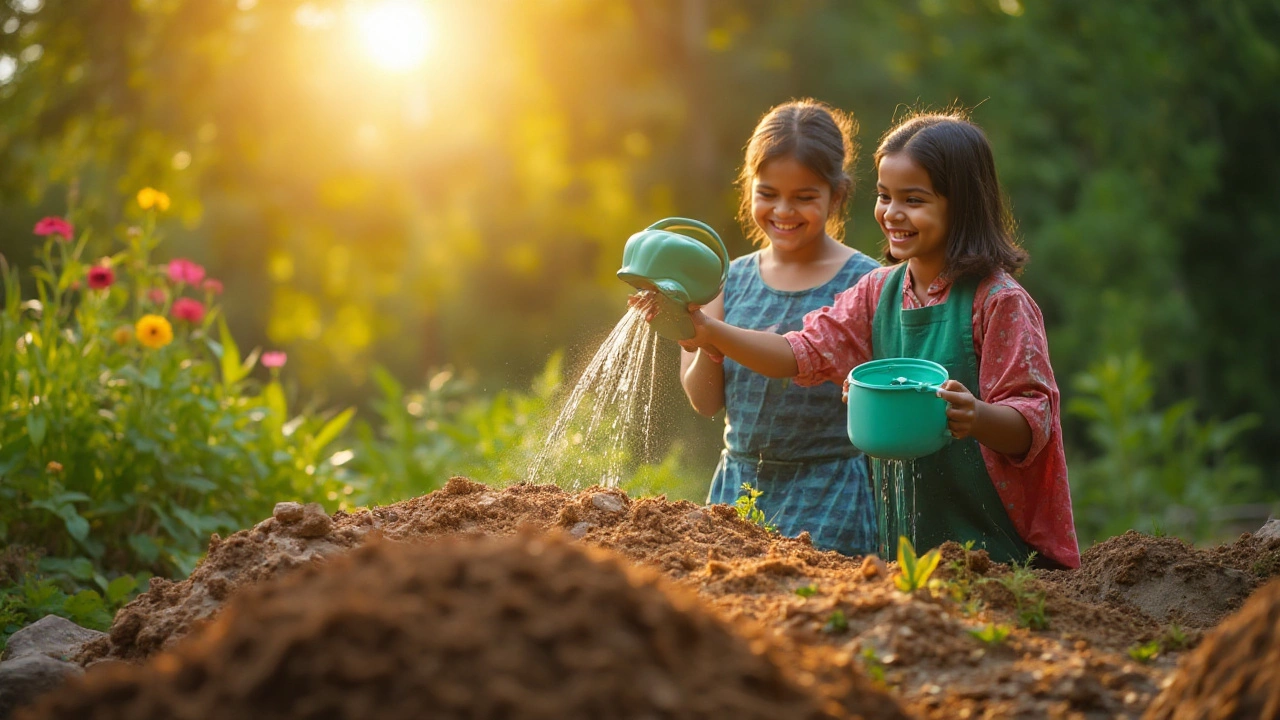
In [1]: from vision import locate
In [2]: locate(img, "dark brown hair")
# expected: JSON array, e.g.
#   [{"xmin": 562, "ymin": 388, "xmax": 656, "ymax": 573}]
[
  {"xmin": 874, "ymin": 111, "xmax": 1027, "ymax": 279},
  {"xmin": 737, "ymin": 98, "xmax": 859, "ymax": 246}
]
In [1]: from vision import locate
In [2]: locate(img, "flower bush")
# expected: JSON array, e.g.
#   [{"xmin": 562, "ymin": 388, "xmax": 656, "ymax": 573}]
[{"xmin": 0, "ymin": 196, "xmax": 358, "ymax": 587}]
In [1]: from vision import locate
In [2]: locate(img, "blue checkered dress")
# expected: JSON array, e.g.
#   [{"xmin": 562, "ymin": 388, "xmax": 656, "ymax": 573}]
[{"xmin": 706, "ymin": 250, "xmax": 880, "ymax": 555}]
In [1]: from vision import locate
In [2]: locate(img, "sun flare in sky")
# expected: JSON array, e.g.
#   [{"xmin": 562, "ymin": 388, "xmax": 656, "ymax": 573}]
[{"xmin": 351, "ymin": 0, "xmax": 433, "ymax": 71}]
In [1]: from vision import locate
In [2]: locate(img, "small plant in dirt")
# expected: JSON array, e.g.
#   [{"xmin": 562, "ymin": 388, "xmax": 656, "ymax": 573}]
[
  {"xmin": 794, "ymin": 584, "xmax": 818, "ymax": 598},
  {"xmin": 991, "ymin": 554, "xmax": 1049, "ymax": 630},
  {"xmin": 938, "ymin": 540, "xmax": 984, "ymax": 616},
  {"xmin": 1160, "ymin": 623, "xmax": 1190, "ymax": 651},
  {"xmin": 968, "ymin": 622, "xmax": 1012, "ymax": 646},
  {"xmin": 822, "ymin": 609, "xmax": 848, "ymax": 634},
  {"xmin": 859, "ymin": 645, "xmax": 886, "ymax": 683},
  {"xmin": 894, "ymin": 536, "xmax": 942, "ymax": 593},
  {"xmin": 734, "ymin": 483, "xmax": 777, "ymax": 533},
  {"xmin": 0, "ymin": 570, "xmax": 140, "ymax": 650},
  {"xmin": 1128, "ymin": 639, "xmax": 1161, "ymax": 663}
]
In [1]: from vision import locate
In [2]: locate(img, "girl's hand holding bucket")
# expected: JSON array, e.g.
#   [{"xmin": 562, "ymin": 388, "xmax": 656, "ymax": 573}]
[{"xmin": 935, "ymin": 380, "xmax": 978, "ymax": 440}]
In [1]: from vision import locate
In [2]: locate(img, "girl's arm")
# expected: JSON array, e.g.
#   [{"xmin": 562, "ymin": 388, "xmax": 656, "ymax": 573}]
[
  {"xmin": 681, "ymin": 311, "xmax": 799, "ymax": 379},
  {"xmin": 678, "ymin": 292, "xmax": 726, "ymax": 417}
]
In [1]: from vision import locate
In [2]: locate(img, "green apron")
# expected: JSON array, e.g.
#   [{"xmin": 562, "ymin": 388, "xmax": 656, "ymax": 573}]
[{"xmin": 870, "ymin": 264, "xmax": 1030, "ymax": 564}]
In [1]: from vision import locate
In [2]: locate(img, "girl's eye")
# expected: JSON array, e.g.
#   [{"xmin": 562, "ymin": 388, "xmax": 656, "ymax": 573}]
[
  {"xmin": 907, "ymin": 197, "xmax": 923, "ymax": 204},
  {"xmin": 797, "ymin": 196, "xmax": 818, "ymax": 203},
  {"xmin": 877, "ymin": 193, "xmax": 890, "ymax": 202},
  {"xmin": 755, "ymin": 191, "xmax": 775, "ymax": 199}
]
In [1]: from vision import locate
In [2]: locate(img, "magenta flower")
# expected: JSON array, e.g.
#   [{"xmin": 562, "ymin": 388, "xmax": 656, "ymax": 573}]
[
  {"xmin": 167, "ymin": 258, "xmax": 206, "ymax": 285},
  {"xmin": 201, "ymin": 278, "xmax": 224, "ymax": 295},
  {"xmin": 33, "ymin": 217, "xmax": 74, "ymax": 241},
  {"xmin": 172, "ymin": 297, "xmax": 206, "ymax": 324},
  {"xmin": 87, "ymin": 265, "xmax": 115, "ymax": 290},
  {"xmin": 261, "ymin": 351, "xmax": 288, "ymax": 369},
  {"xmin": 147, "ymin": 288, "xmax": 169, "ymax": 304}
]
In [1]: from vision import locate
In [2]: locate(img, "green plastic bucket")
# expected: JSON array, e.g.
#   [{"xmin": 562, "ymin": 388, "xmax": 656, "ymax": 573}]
[{"xmin": 846, "ymin": 358, "xmax": 951, "ymax": 460}]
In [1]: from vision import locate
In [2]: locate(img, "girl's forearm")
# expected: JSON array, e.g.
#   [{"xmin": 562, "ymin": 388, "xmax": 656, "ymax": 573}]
[
  {"xmin": 679, "ymin": 350, "xmax": 725, "ymax": 417},
  {"xmin": 972, "ymin": 401, "xmax": 1033, "ymax": 456},
  {"xmin": 704, "ymin": 317, "xmax": 799, "ymax": 378}
]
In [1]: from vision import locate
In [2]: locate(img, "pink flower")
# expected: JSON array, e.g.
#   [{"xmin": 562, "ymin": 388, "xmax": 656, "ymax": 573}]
[
  {"xmin": 201, "ymin": 278, "xmax": 224, "ymax": 295},
  {"xmin": 166, "ymin": 258, "xmax": 206, "ymax": 285},
  {"xmin": 261, "ymin": 351, "xmax": 288, "ymax": 369},
  {"xmin": 87, "ymin": 265, "xmax": 115, "ymax": 290},
  {"xmin": 33, "ymin": 217, "xmax": 74, "ymax": 241},
  {"xmin": 172, "ymin": 297, "xmax": 206, "ymax": 324},
  {"xmin": 147, "ymin": 288, "xmax": 168, "ymax": 304}
]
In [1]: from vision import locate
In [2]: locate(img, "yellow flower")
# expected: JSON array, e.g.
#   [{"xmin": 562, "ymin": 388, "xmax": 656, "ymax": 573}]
[
  {"xmin": 135, "ymin": 314, "xmax": 174, "ymax": 349},
  {"xmin": 111, "ymin": 325, "xmax": 133, "ymax": 345},
  {"xmin": 136, "ymin": 187, "xmax": 171, "ymax": 212}
]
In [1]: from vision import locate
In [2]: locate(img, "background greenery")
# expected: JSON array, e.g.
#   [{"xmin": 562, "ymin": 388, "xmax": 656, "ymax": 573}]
[{"xmin": 1, "ymin": 0, "xmax": 1278, "ymax": 637}]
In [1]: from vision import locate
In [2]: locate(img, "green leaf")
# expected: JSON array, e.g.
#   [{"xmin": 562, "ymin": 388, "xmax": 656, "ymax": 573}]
[
  {"xmin": 26, "ymin": 413, "xmax": 47, "ymax": 448},
  {"xmin": 128, "ymin": 534, "xmax": 161, "ymax": 564},
  {"xmin": 310, "ymin": 407, "xmax": 355, "ymax": 455},
  {"xmin": 140, "ymin": 367, "xmax": 161, "ymax": 389},
  {"xmin": 173, "ymin": 475, "xmax": 218, "ymax": 494},
  {"xmin": 105, "ymin": 575, "xmax": 138, "ymax": 606},
  {"xmin": 217, "ymin": 317, "xmax": 246, "ymax": 389},
  {"xmin": 39, "ymin": 556, "xmax": 95, "ymax": 582}
]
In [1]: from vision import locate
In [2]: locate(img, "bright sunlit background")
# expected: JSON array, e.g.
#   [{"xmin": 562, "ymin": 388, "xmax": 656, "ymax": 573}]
[{"xmin": 1, "ymin": 0, "xmax": 1277, "ymax": 547}]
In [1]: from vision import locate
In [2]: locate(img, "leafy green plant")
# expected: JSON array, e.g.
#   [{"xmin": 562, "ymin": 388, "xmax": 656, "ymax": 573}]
[
  {"xmin": 1128, "ymin": 640, "xmax": 1161, "ymax": 663},
  {"xmin": 992, "ymin": 554, "xmax": 1049, "ymax": 630},
  {"xmin": 1069, "ymin": 352, "xmax": 1261, "ymax": 544},
  {"xmin": 1, "ymin": 570, "xmax": 144, "ymax": 651},
  {"xmin": 938, "ymin": 540, "xmax": 983, "ymax": 615},
  {"xmin": 1, "ymin": 200, "xmax": 355, "ymax": 582},
  {"xmin": 795, "ymin": 584, "xmax": 818, "ymax": 598},
  {"xmin": 968, "ymin": 623, "xmax": 1012, "ymax": 646},
  {"xmin": 822, "ymin": 609, "xmax": 848, "ymax": 634},
  {"xmin": 859, "ymin": 646, "xmax": 886, "ymax": 683},
  {"xmin": 734, "ymin": 483, "xmax": 777, "ymax": 533},
  {"xmin": 894, "ymin": 536, "xmax": 942, "ymax": 593},
  {"xmin": 1160, "ymin": 624, "xmax": 1190, "ymax": 651}
]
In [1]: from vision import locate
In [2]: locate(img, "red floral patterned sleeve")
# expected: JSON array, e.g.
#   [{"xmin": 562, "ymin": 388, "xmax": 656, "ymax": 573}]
[{"xmin": 785, "ymin": 267, "xmax": 895, "ymax": 386}]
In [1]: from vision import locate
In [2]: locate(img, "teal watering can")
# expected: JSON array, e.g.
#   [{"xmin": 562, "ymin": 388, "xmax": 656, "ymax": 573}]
[
  {"xmin": 617, "ymin": 217, "xmax": 729, "ymax": 341},
  {"xmin": 846, "ymin": 358, "xmax": 953, "ymax": 460}
]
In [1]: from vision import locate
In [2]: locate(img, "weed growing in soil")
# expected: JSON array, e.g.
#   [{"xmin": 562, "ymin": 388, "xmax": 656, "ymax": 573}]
[
  {"xmin": 859, "ymin": 646, "xmax": 887, "ymax": 683},
  {"xmin": 1128, "ymin": 640, "xmax": 1161, "ymax": 663},
  {"xmin": 968, "ymin": 623, "xmax": 1012, "ymax": 646},
  {"xmin": 794, "ymin": 584, "xmax": 818, "ymax": 598},
  {"xmin": 939, "ymin": 540, "xmax": 984, "ymax": 616},
  {"xmin": 1160, "ymin": 623, "xmax": 1190, "ymax": 651},
  {"xmin": 734, "ymin": 483, "xmax": 777, "ymax": 533},
  {"xmin": 992, "ymin": 554, "xmax": 1049, "ymax": 630},
  {"xmin": 823, "ymin": 609, "xmax": 849, "ymax": 634},
  {"xmin": 894, "ymin": 536, "xmax": 941, "ymax": 593}
]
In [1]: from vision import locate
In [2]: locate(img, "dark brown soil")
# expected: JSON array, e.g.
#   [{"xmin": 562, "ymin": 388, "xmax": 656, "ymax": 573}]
[
  {"xmin": 1143, "ymin": 577, "xmax": 1280, "ymax": 720},
  {"xmin": 54, "ymin": 478, "xmax": 1280, "ymax": 719},
  {"xmin": 27, "ymin": 533, "xmax": 902, "ymax": 720}
]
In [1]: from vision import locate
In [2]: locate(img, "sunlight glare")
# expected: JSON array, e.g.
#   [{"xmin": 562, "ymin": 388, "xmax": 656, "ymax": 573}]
[{"xmin": 352, "ymin": 0, "xmax": 432, "ymax": 71}]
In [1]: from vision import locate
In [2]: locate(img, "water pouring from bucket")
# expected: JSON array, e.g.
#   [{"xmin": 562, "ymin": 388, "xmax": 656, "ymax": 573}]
[{"xmin": 616, "ymin": 217, "xmax": 729, "ymax": 341}]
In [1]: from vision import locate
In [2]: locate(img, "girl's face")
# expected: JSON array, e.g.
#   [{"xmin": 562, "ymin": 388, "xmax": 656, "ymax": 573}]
[
  {"xmin": 751, "ymin": 155, "xmax": 836, "ymax": 252},
  {"xmin": 875, "ymin": 152, "xmax": 950, "ymax": 272}
]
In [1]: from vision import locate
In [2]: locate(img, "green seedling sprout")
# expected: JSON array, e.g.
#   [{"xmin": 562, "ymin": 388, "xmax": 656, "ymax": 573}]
[
  {"xmin": 968, "ymin": 623, "xmax": 1012, "ymax": 646},
  {"xmin": 823, "ymin": 609, "xmax": 849, "ymax": 634},
  {"xmin": 1128, "ymin": 640, "xmax": 1161, "ymax": 663},
  {"xmin": 860, "ymin": 646, "xmax": 886, "ymax": 683},
  {"xmin": 894, "ymin": 536, "xmax": 942, "ymax": 593},
  {"xmin": 734, "ymin": 483, "xmax": 778, "ymax": 533},
  {"xmin": 795, "ymin": 584, "xmax": 818, "ymax": 598},
  {"xmin": 994, "ymin": 553, "xmax": 1049, "ymax": 630}
]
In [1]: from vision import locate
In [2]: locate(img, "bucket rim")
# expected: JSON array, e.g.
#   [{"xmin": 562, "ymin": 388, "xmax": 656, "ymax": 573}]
[{"xmin": 848, "ymin": 357, "xmax": 949, "ymax": 390}]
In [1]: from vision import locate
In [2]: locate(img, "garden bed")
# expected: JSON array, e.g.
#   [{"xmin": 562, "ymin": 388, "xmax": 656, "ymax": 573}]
[{"xmin": 29, "ymin": 478, "xmax": 1280, "ymax": 718}]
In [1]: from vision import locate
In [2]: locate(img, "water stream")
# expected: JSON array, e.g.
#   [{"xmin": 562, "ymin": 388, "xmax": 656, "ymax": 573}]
[
  {"xmin": 527, "ymin": 306, "xmax": 659, "ymax": 489},
  {"xmin": 871, "ymin": 457, "xmax": 918, "ymax": 557}
]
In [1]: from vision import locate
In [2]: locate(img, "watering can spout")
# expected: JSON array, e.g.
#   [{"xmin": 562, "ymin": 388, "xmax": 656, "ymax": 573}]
[{"xmin": 617, "ymin": 217, "xmax": 729, "ymax": 341}]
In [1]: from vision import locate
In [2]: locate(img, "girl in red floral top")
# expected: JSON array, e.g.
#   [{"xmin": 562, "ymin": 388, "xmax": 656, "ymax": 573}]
[{"xmin": 663, "ymin": 112, "xmax": 1080, "ymax": 569}]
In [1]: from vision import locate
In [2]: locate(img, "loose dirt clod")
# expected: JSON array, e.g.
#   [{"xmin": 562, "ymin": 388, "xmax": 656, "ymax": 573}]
[
  {"xmin": 24, "ymin": 533, "xmax": 905, "ymax": 720},
  {"xmin": 1143, "ymin": 577, "xmax": 1280, "ymax": 720}
]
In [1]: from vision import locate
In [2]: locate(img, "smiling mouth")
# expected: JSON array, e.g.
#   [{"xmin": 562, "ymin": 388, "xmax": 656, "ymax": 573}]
[
  {"xmin": 887, "ymin": 229, "xmax": 916, "ymax": 242},
  {"xmin": 771, "ymin": 220, "xmax": 803, "ymax": 232}
]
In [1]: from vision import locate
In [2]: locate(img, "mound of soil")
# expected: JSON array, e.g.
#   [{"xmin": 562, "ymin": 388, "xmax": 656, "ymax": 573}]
[
  {"xmin": 28, "ymin": 533, "xmax": 902, "ymax": 720},
  {"xmin": 68, "ymin": 478, "xmax": 1280, "ymax": 719},
  {"xmin": 1143, "ymin": 577, "xmax": 1280, "ymax": 720}
]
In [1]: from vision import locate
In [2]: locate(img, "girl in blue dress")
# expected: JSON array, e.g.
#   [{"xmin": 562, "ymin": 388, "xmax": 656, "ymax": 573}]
[{"xmin": 680, "ymin": 99, "xmax": 880, "ymax": 554}]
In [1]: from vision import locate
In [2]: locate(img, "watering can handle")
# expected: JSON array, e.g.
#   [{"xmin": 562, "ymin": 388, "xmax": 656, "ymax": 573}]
[{"xmin": 646, "ymin": 217, "xmax": 730, "ymax": 279}]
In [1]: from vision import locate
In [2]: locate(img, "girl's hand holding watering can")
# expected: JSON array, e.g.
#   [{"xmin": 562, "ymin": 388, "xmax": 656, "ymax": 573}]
[{"xmin": 628, "ymin": 292, "xmax": 724, "ymax": 362}]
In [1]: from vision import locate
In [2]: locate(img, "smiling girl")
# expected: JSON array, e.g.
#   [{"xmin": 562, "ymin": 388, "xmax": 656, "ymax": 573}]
[
  {"xmin": 660, "ymin": 112, "xmax": 1079, "ymax": 568},
  {"xmin": 676, "ymin": 99, "xmax": 881, "ymax": 555}
]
